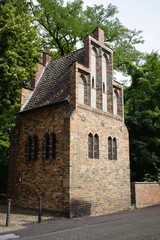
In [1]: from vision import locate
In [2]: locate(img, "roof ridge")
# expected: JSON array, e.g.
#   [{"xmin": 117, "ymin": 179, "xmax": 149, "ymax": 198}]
[
  {"xmin": 51, "ymin": 47, "xmax": 84, "ymax": 63},
  {"xmin": 22, "ymin": 47, "xmax": 85, "ymax": 112}
]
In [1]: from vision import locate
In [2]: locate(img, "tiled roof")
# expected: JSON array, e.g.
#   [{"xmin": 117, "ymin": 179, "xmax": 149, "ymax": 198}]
[{"xmin": 22, "ymin": 48, "xmax": 84, "ymax": 112}]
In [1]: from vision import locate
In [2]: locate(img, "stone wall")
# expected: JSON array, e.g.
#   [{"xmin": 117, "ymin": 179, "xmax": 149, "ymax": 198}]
[
  {"xmin": 8, "ymin": 28, "xmax": 131, "ymax": 217},
  {"xmin": 69, "ymin": 104, "xmax": 131, "ymax": 216},
  {"xmin": 132, "ymin": 182, "xmax": 160, "ymax": 207},
  {"xmin": 8, "ymin": 103, "xmax": 70, "ymax": 214}
]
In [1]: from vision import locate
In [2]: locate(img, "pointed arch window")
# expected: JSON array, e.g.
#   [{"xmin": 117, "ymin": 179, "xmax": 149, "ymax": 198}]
[
  {"xmin": 113, "ymin": 138, "xmax": 117, "ymax": 160},
  {"xmin": 113, "ymin": 89, "xmax": 119, "ymax": 115},
  {"xmin": 26, "ymin": 135, "xmax": 38, "ymax": 162},
  {"xmin": 102, "ymin": 53, "xmax": 109, "ymax": 91},
  {"xmin": 91, "ymin": 47, "xmax": 98, "ymax": 81},
  {"xmin": 88, "ymin": 133, "xmax": 93, "ymax": 158},
  {"xmin": 33, "ymin": 135, "xmax": 38, "ymax": 161},
  {"xmin": 44, "ymin": 133, "xmax": 56, "ymax": 160},
  {"xmin": 103, "ymin": 82, "xmax": 105, "ymax": 93},
  {"xmin": 108, "ymin": 137, "xmax": 112, "ymax": 160},
  {"xmin": 52, "ymin": 133, "xmax": 56, "ymax": 160},
  {"xmin": 94, "ymin": 134, "xmax": 99, "ymax": 159},
  {"xmin": 27, "ymin": 136, "xmax": 32, "ymax": 161},
  {"xmin": 108, "ymin": 137, "xmax": 117, "ymax": 160},
  {"xmin": 88, "ymin": 133, "xmax": 99, "ymax": 159},
  {"xmin": 92, "ymin": 77, "xmax": 95, "ymax": 88},
  {"xmin": 78, "ymin": 74, "xmax": 87, "ymax": 104},
  {"xmin": 45, "ymin": 133, "xmax": 50, "ymax": 160}
]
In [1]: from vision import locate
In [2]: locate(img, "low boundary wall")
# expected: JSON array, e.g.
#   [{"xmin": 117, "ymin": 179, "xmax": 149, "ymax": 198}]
[{"xmin": 131, "ymin": 182, "xmax": 160, "ymax": 207}]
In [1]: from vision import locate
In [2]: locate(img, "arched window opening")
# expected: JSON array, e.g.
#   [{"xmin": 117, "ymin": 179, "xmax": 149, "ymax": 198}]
[
  {"xmin": 102, "ymin": 53, "xmax": 109, "ymax": 88},
  {"xmin": 45, "ymin": 134, "xmax": 50, "ymax": 160},
  {"xmin": 88, "ymin": 133, "xmax": 93, "ymax": 158},
  {"xmin": 113, "ymin": 89, "xmax": 119, "ymax": 115},
  {"xmin": 113, "ymin": 138, "xmax": 117, "ymax": 160},
  {"xmin": 27, "ymin": 136, "xmax": 32, "ymax": 161},
  {"xmin": 103, "ymin": 82, "xmax": 105, "ymax": 93},
  {"xmin": 52, "ymin": 133, "xmax": 56, "ymax": 159},
  {"xmin": 92, "ymin": 77, "xmax": 94, "ymax": 88},
  {"xmin": 94, "ymin": 134, "xmax": 99, "ymax": 159},
  {"xmin": 91, "ymin": 47, "xmax": 98, "ymax": 109},
  {"xmin": 108, "ymin": 137, "xmax": 112, "ymax": 160},
  {"xmin": 33, "ymin": 136, "xmax": 38, "ymax": 161},
  {"xmin": 78, "ymin": 74, "xmax": 87, "ymax": 104},
  {"xmin": 81, "ymin": 74, "xmax": 87, "ymax": 84},
  {"xmin": 102, "ymin": 54, "xmax": 107, "ymax": 83},
  {"xmin": 91, "ymin": 47, "xmax": 97, "ymax": 80}
]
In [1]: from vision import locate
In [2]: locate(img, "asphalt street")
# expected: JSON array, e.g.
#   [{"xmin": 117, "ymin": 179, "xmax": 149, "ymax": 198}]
[{"xmin": 0, "ymin": 205, "xmax": 160, "ymax": 240}]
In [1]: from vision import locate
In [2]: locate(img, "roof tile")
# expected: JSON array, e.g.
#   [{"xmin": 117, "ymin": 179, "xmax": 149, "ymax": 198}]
[{"xmin": 22, "ymin": 48, "xmax": 84, "ymax": 112}]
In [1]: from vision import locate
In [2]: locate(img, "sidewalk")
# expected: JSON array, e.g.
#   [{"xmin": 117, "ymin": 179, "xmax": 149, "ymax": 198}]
[{"xmin": 0, "ymin": 205, "xmax": 160, "ymax": 239}]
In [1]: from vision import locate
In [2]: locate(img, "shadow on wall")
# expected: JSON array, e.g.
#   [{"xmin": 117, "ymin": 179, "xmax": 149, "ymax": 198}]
[
  {"xmin": 69, "ymin": 199, "xmax": 91, "ymax": 218},
  {"xmin": 131, "ymin": 183, "xmax": 136, "ymax": 205}
]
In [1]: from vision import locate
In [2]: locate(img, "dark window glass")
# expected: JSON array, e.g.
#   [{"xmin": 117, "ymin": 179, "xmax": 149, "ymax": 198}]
[
  {"xmin": 103, "ymin": 82, "xmax": 105, "ymax": 93},
  {"xmin": 52, "ymin": 133, "xmax": 56, "ymax": 159},
  {"xmin": 45, "ymin": 134, "xmax": 50, "ymax": 160},
  {"xmin": 113, "ymin": 138, "xmax": 117, "ymax": 160},
  {"xmin": 108, "ymin": 137, "xmax": 112, "ymax": 160},
  {"xmin": 33, "ymin": 136, "xmax": 38, "ymax": 161},
  {"xmin": 27, "ymin": 136, "xmax": 32, "ymax": 161},
  {"xmin": 94, "ymin": 134, "xmax": 99, "ymax": 159},
  {"xmin": 92, "ymin": 77, "xmax": 94, "ymax": 88},
  {"xmin": 88, "ymin": 133, "xmax": 93, "ymax": 158}
]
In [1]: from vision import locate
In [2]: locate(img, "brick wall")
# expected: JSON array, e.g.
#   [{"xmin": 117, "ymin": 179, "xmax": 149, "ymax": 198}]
[
  {"xmin": 69, "ymin": 105, "xmax": 131, "ymax": 216},
  {"xmin": 8, "ymin": 103, "xmax": 70, "ymax": 214},
  {"xmin": 8, "ymin": 28, "xmax": 130, "ymax": 217},
  {"xmin": 132, "ymin": 182, "xmax": 160, "ymax": 207}
]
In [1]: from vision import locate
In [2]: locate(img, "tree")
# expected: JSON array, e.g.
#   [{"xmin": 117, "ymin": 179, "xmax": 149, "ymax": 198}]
[
  {"xmin": 30, "ymin": 0, "xmax": 84, "ymax": 57},
  {"xmin": 30, "ymin": 0, "xmax": 144, "ymax": 72},
  {"xmin": 0, "ymin": 0, "xmax": 41, "ymax": 192},
  {"xmin": 82, "ymin": 4, "xmax": 144, "ymax": 73},
  {"xmin": 124, "ymin": 52, "xmax": 160, "ymax": 182}
]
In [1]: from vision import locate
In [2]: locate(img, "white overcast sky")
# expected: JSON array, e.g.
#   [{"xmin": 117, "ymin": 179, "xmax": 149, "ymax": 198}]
[
  {"xmin": 82, "ymin": 0, "xmax": 160, "ymax": 54},
  {"xmin": 80, "ymin": 0, "xmax": 160, "ymax": 83}
]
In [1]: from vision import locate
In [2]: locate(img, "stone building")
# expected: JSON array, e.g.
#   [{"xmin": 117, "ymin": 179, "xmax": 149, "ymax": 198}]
[{"xmin": 8, "ymin": 28, "xmax": 131, "ymax": 217}]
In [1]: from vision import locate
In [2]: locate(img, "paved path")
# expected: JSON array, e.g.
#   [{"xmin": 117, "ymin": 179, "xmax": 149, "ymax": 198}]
[{"xmin": 0, "ymin": 205, "xmax": 160, "ymax": 240}]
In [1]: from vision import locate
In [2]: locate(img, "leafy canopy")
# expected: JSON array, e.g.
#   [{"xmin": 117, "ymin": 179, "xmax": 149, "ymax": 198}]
[
  {"xmin": 29, "ymin": 0, "xmax": 144, "ymax": 73},
  {"xmin": 124, "ymin": 52, "xmax": 160, "ymax": 181},
  {"xmin": 0, "ymin": 0, "xmax": 41, "ymax": 192}
]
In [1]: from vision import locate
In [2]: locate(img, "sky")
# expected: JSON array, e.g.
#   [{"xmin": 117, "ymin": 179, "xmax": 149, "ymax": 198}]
[
  {"xmin": 82, "ymin": 0, "xmax": 160, "ymax": 54},
  {"xmin": 80, "ymin": 0, "xmax": 160, "ymax": 83}
]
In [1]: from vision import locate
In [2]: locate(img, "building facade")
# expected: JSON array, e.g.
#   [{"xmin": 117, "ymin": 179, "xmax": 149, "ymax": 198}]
[{"xmin": 8, "ymin": 28, "xmax": 131, "ymax": 217}]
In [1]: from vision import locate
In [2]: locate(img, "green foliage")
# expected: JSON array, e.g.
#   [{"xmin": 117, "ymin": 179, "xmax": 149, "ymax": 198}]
[
  {"xmin": 143, "ymin": 169, "xmax": 160, "ymax": 182},
  {"xmin": 82, "ymin": 4, "xmax": 144, "ymax": 73},
  {"xmin": 30, "ymin": 0, "xmax": 84, "ymax": 57},
  {"xmin": 30, "ymin": 0, "xmax": 144, "ymax": 72},
  {"xmin": 125, "ymin": 52, "xmax": 160, "ymax": 181},
  {"xmin": 0, "ymin": 0, "xmax": 41, "ymax": 192}
]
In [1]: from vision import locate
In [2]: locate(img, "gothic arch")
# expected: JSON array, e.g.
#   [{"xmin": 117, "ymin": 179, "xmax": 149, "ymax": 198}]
[
  {"xmin": 113, "ymin": 89, "xmax": 119, "ymax": 115},
  {"xmin": 78, "ymin": 74, "xmax": 87, "ymax": 104}
]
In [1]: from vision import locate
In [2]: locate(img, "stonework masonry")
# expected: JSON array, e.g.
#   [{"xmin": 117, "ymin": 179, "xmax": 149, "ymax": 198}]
[
  {"xmin": 8, "ymin": 104, "xmax": 70, "ymax": 214},
  {"xmin": 69, "ymin": 105, "xmax": 130, "ymax": 216},
  {"xmin": 8, "ymin": 27, "xmax": 131, "ymax": 217},
  {"xmin": 132, "ymin": 182, "xmax": 160, "ymax": 207}
]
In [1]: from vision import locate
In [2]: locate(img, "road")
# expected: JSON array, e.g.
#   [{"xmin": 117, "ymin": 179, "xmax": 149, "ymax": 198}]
[{"xmin": 0, "ymin": 205, "xmax": 160, "ymax": 240}]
